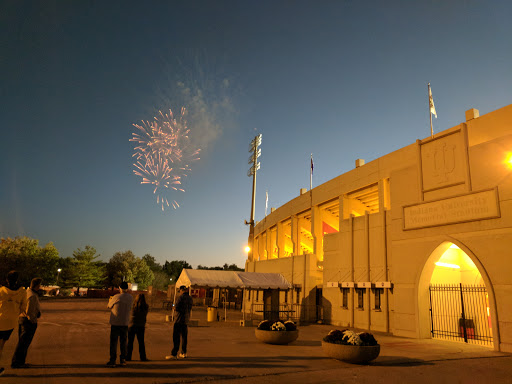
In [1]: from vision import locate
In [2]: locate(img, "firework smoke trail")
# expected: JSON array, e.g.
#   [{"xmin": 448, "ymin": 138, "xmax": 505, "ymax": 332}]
[{"xmin": 130, "ymin": 107, "xmax": 200, "ymax": 211}]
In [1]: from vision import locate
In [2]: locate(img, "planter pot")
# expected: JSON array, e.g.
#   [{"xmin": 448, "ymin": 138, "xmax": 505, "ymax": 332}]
[
  {"xmin": 321, "ymin": 341, "xmax": 380, "ymax": 364},
  {"xmin": 255, "ymin": 329, "xmax": 299, "ymax": 345}
]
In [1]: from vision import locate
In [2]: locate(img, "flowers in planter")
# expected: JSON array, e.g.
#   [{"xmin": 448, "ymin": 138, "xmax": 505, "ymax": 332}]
[
  {"xmin": 323, "ymin": 329, "xmax": 378, "ymax": 346},
  {"xmin": 271, "ymin": 321, "xmax": 286, "ymax": 331},
  {"xmin": 257, "ymin": 320, "xmax": 297, "ymax": 331}
]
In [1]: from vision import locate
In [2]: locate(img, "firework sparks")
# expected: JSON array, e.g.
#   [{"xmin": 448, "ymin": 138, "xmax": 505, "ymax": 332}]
[{"xmin": 130, "ymin": 107, "xmax": 200, "ymax": 210}]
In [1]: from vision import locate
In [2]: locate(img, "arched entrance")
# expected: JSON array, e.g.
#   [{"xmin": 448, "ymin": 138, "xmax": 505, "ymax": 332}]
[{"xmin": 417, "ymin": 241, "xmax": 498, "ymax": 348}]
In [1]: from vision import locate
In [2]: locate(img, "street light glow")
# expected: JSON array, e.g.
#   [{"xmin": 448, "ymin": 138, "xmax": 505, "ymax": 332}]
[{"xmin": 244, "ymin": 246, "xmax": 251, "ymax": 253}]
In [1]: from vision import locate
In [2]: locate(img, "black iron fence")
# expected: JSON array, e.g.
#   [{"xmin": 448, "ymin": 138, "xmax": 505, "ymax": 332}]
[
  {"xmin": 429, "ymin": 284, "xmax": 493, "ymax": 346},
  {"xmin": 250, "ymin": 303, "xmax": 321, "ymax": 323}
]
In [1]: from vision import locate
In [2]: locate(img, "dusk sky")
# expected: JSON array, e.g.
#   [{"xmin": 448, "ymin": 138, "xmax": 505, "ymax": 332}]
[{"xmin": 1, "ymin": 1, "xmax": 511, "ymax": 268}]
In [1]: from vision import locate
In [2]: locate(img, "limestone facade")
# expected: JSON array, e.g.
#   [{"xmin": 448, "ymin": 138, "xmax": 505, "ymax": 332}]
[{"xmin": 245, "ymin": 103, "xmax": 512, "ymax": 352}]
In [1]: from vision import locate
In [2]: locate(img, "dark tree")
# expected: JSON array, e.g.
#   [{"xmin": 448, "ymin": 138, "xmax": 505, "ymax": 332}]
[
  {"xmin": 64, "ymin": 246, "xmax": 105, "ymax": 292},
  {"xmin": 163, "ymin": 260, "xmax": 192, "ymax": 282},
  {"xmin": 0, "ymin": 237, "xmax": 59, "ymax": 287},
  {"xmin": 197, "ymin": 263, "xmax": 244, "ymax": 271},
  {"xmin": 106, "ymin": 251, "xmax": 154, "ymax": 290}
]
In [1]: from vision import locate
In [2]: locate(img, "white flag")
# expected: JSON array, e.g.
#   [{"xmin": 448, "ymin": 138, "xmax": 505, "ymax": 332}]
[{"xmin": 429, "ymin": 86, "xmax": 437, "ymax": 118}]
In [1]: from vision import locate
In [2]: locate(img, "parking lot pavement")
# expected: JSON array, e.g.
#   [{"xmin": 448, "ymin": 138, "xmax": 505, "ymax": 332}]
[{"xmin": 0, "ymin": 299, "xmax": 510, "ymax": 384}]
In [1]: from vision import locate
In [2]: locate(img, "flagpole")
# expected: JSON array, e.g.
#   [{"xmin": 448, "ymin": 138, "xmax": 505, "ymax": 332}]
[
  {"xmin": 265, "ymin": 190, "xmax": 268, "ymax": 216},
  {"xmin": 310, "ymin": 153, "xmax": 313, "ymax": 191},
  {"xmin": 428, "ymin": 83, "xmax": 433, "ymax": 138}
]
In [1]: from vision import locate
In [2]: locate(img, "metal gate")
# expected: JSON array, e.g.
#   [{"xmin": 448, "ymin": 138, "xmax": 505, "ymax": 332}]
[{"xmin": 429, "ymin": 284, "xmax": 493, "ymax": 346}]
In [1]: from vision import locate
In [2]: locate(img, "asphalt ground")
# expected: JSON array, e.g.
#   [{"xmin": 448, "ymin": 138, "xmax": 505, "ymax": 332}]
[{"xmin": 0, "ymin": 298, "xmax": 510, "ymax": 384}]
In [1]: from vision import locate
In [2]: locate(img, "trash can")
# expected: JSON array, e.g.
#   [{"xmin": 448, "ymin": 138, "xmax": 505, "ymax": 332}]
[
  {"xmin": 207, "ymin": 306, "xmax": 218, "ymax": 322},
  {"xmin": 459, "ymin": 318, "xmax": 475, "ymax": 339}
]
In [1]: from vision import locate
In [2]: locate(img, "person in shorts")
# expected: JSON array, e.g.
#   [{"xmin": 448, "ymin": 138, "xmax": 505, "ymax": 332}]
[{"xmin": 0, "ymin": 271, "xmax": 27, "ymax": 376}]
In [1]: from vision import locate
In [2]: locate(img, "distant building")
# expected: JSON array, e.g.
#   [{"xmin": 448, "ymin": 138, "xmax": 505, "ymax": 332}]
[{"xmin": 245, "ymin": 104, "xmax": 512, "ymax": 352}]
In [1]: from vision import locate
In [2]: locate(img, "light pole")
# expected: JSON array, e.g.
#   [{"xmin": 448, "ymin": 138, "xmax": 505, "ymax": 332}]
[
  {"xmin": 56, "ymin": 268, "xmax": 62, "ymax": 286},
  {"xmin": 245, "ymin": 134, "xmax": 262, "ymax": 262}
]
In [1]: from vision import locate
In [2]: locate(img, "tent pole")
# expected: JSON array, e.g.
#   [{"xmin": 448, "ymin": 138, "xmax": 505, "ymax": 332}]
[
  {"xmin": 242, "ymin": 288, "xmax": 246, "ymax": 322},
  {"xmin": 172, "ymin": 284, "xmax": 178, "ymax": 322},
  {"xmin": 189, "ymin": 286, "xmax": 192, "ymax": 318},
  {"xmin": 224, "ymin": 288, "xmax": 227, "ymax": 322}
]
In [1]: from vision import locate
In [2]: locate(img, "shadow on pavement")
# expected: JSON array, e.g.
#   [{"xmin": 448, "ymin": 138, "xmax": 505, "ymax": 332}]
[
  {"xmin": 372, "ymin": 356, "xmax": 434, "ymax": 367},
  {"xmin": 11, "ymin": 356, "xmax": 316, "ymax": 376},
  {"xmin": 187, "ymin": 355, "xmax": 328, "ymax": 362},
  {"xmin": 3, "ymin": 372, "xmax": 240, "ymax": 379},
  {"xmin": 291, "ymin": 340, "xmax": 322, "ymax": 346}
]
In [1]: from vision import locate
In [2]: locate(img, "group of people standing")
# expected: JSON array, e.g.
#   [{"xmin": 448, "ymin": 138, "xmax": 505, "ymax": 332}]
[
  {"xmin": 0, "ymin": 271, "xmax": 42, "ymax": 376},
  {"xmin": 106, "ymin": 281, "xmax": 149, "ymax": 367},
  {"xmin": 107, "ymin": 283, "xmax": 193, "ymax": 367},
  {"xmin": 0, "ymin": 272, "xmax": 194, "ymax": 373}
]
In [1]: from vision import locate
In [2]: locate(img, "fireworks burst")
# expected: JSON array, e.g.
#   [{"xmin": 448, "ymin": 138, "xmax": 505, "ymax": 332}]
[{"xmin": 130, "ymin": 107, "xmax": 200, "ymax": 210}]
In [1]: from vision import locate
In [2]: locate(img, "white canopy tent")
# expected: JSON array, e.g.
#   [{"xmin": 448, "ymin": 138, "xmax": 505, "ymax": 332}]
[
  {"xmin": 174, "ymin": 269, "xmax": 292, "ymax": 322},
  {"xmin": 175, "ymin": 269, "xmax": 292, "ymax": 290}
]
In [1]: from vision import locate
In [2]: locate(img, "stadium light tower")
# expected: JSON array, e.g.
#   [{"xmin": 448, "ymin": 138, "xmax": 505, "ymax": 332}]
[{"xmin": 245, "ymin": 134, "xmax": 262, "ymax": 262}]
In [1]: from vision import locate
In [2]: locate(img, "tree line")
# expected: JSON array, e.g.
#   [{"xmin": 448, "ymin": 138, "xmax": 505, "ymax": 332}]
[{"xmin": 0, "ymin": 237, "xmax": 243, "ymax": 291}]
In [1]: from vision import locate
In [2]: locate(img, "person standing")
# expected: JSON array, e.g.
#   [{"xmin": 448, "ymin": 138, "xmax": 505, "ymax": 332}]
[
  {"xmin": 0, "ymin": 271, "xmax": 27, "ymax": 376},
  {"xmin": 106, "ymin": 281, "xmax": 133, "ymax": 367},
  {"xmin": 126, "ymin": 293, "xmax": 149, "ymax": 361},
  {"xmin": 166, "ymin": 285, "xmax": 193, "ymax": 360},
  {"xmin": 11, "ymin": 277, "xmax": 42, "ymax": 369}
]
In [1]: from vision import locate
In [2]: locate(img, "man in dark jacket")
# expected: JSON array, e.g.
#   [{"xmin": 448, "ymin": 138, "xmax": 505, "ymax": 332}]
[{"xmin": 166, "ymin": 286, "xmax": 193, "ymax": 360}]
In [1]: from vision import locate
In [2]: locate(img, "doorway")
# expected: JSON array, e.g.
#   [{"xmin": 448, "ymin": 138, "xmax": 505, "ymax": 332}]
[
  {"xmin": 418, "ymin": 242, "xmax": 495, "ymax": 348},
  {"xmin": 263, "ymin": 289, "xmax": 280, "ymax": 322}
]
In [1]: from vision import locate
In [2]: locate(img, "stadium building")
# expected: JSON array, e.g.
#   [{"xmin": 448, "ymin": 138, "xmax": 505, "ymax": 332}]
[{"xmin": 245, "ymin": 104, "xmax": 512, "ymax": 352}]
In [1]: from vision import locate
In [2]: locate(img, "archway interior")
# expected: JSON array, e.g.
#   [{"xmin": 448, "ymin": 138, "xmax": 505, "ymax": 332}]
[
  {"xmin": 429, "ymin": 243, "xmax": 492, "ymax": 345},
  {"xmin": 430, "ymin": 244, "xmax": 483, "ymax": 285}
]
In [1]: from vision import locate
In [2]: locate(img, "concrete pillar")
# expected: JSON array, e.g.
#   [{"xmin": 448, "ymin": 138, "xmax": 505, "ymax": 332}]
[
  {"xmin": 349, "ymin": 214, "xmax": 355, "ymax": 328},
  {"xmin": 378, "ymin": 178, "xmax": 390, "ymax": 333},
  {"xmin": 341, "ymin": 195, "xmax": 351, "ymax": 220},
  {"xmin": 260, "ymin": 233, "xmax": 266, "ymax": 260},
  {"xmin": 248, "ymin": 228, "xmax": 254, "ymax": 262},
  {"xmin": 277, "ymin": 221, "xmax": 285, "ymax": 258},
  {"xmin": 266, "ymin": 230, "xmax": 272, "ymax": 259},
  {"xmin": 311, "ymin": 205, "xmax": 323, "ymax": 261},
  {"xmin": 378, "ymin": 178, "xmax": 390, "ymax": 211},
  {"xmin": 365, "ymin": 211, "xmax": 371, "ymax": 329},
  {"xmin": 271, "ymin": 227, "xmax": 278, "ymax": 258},
  {"xmin": 291, "ymin": 215, "xmax": 300, "ymax": 255}
]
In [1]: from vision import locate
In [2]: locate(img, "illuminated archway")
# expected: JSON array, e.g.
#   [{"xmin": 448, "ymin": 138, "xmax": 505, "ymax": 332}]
[
  {"xmin": 417, "ymin": 240, "xmax": 499, "ymax": 349},
  {"xmin": 430, "ymin": 244, "xmax": 483, "ymax": 285}
]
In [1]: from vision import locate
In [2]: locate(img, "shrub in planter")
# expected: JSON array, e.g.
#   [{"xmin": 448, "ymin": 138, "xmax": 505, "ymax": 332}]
[
  {"xmin": 323, "ymin": 329, "xmax": 347, "ymax": 344},
  {"xmin": 257, "ymin": 320, "xmax": 272, "ymax": 331},
  {"xmin": 258, "ymin": 319, "xmax": 297, "ymax": 331},
  {"xmin": 358, "ymin": 332, "xmax": 378, "ymax": 346},
  {"xmin": 322, "ymin": 329, "xmax": 380, "ymax": 364},
  {"xmin": 255, "ymin": 320, "xmax": 299, "ymax": 344},
  {"xmin": 284, "ymin": 320, "xmax": 297, "ymax": 331},
  {"xmin": 323, "ymin": 329, "xmax": 378, "ymax": 346}
]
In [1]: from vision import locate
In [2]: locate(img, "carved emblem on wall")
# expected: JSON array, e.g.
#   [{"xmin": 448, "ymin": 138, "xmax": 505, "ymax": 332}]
[
  {"xmin": 421, "ymin": 131, "xmax": 467, "ymax": 192},
  {"xmin": 430, "ymin": 142, "xmax": 456, "ymax": 183}
]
